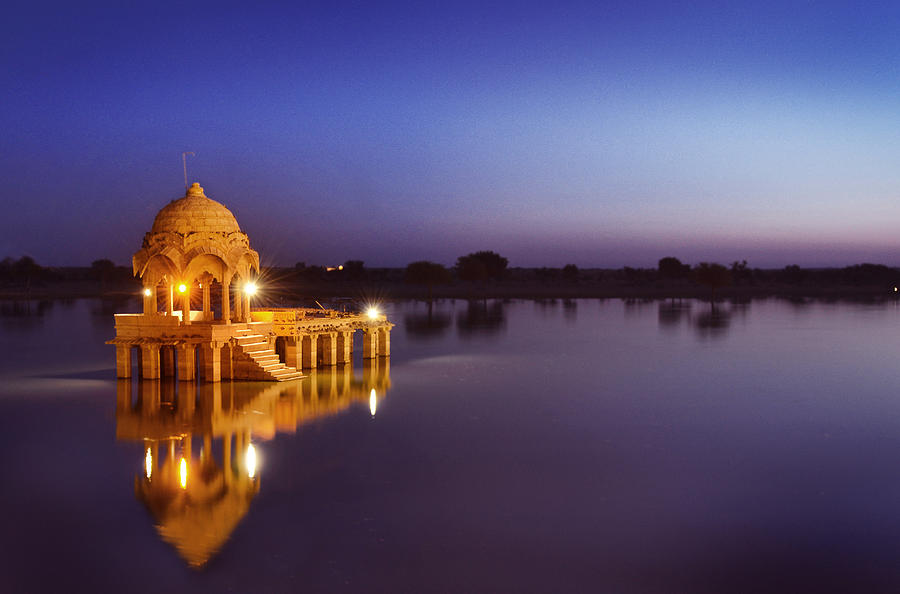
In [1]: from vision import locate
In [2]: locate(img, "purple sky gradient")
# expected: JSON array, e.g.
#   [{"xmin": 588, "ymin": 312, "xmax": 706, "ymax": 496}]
[{"xmin": 4, "ymin": 1, "xmax": 900, "ymax": 268}]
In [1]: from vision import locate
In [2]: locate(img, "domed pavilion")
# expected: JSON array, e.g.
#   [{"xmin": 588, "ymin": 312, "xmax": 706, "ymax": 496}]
[
  {"xmin": 110, "ymin": 182, "xmax": 392, "ymax": 384},
  {"xmin": 133, "ymin": 182, "xmax": 258, "ymax": 324}
]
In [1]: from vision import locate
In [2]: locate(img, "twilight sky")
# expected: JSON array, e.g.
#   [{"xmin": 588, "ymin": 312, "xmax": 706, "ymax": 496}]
[{"xmin": 4, "ymin": 0, "xmax": 900, "ymax": 268}]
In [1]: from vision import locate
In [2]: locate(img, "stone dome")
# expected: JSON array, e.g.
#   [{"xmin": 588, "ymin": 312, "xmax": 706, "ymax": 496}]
[{"xmin": 151, "ymin": 183, "xmax": 241, "ymax": 235}]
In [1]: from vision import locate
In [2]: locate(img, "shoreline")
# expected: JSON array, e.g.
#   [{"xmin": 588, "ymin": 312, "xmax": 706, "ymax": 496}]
[{"xmin": 1, "ymin": 277, "xmax": 896, "ymax": 302}]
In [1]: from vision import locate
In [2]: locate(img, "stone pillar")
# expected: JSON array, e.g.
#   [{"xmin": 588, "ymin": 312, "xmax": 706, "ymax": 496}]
[
  {"xmin": 320, "ymin": 333, "xmax": 337, "ymax": 366},
  {"xmin": 221, "ymin": 344, "xmax": 234, "ymax": 379},
  {"xmin": 243, "ymin": 292, "xmax": 251, "ymax": 322},
  {"xmin": 166, "ymin": 284, "xmax": 174, "ymax": 316},
  {"xmin": 377, "ymin": 328, "xmax": 391, "ymax": 356},
  {"xmin": 177, "ymin": 344, "xmax": 196, "ymax": 381},
  {"xmin": 182, "ymin": 286, "xmax": 192, "ymax": 325},
  {"xmin": 234, "ymin": 284, "xmax": 243, "ymax": 322},
  {"xmin": 202, "ymin": 282, "xmax": 211, "ymax": 321},
  {"xmin": 336, "ymin": 331, "xmax": 352, "ymax": 364},
  {"xmin": 200, "ymin": 343, "xmax": 222, "ymax": 382},
  {"xmin": 284, "ymin": 337, "xmax": 301, "ymax": 369},
  {"xmin": 161, "ymin": 347, "xmax": 175, "ymax": 378},
  {"xmin": 222, "ymin": 277, "xmax": 231, "ymax": 323},
  {"xmin": 362, "ymin": 329, "xmax": 378, "ymax": 359},
  {"xmin": 140, "ymin": 344, "xmax": 161, "ymax": 379},
  {"xmin": 302, "ymin": 334, "xmax": 318, "ymax": 369},
  {"xmin": 143, "ymin": 287, "xmax": 156, "ymax": 315},
  {"xmin": 116, "ymin": 345, "xmax": 132, "ymax": 378}
]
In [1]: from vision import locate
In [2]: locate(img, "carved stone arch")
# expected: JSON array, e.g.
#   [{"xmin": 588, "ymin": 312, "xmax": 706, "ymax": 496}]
[
  {"xmin": 139, "ymin": 254, "xmax": 180, "ymax": 285},
  {"xmin": 183, "ymin": 244, "xmax": 232, "ymax": 271},
  {"xmin": 183, "ymin": 253, "xmax": 228, "ymax": 285}
]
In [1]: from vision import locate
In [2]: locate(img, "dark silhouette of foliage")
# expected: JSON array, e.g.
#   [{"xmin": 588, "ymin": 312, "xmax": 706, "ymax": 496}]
[
  {"xmin": 456, "ymin": 251, "xmax": 508, "ymax": 281},
  {"xmin": 839, "ymin": 263, "xmax": 895, "ymax": 286},
  {"xmin": 658, "ymin": 257, "xmax": 690, "ymax": 279},
  {"xmin": 562, "ymin": 264, "xmax": 579, "ymax": 281},
  {"xmin": 342, "ymin": 260, "xmax": 365, "ymax": 278},
  {"xmin": 693, "ymin": 262, "xmax": 731, "ymax": 299},
  {"xmin": 90, "ymin": 259, "xmax": 116, "ymax": 285},
  {"xmin": 730, "ymin": 260, "xmax": 751, "ymax": 285},
  {"xmin": 778, "ymin": 264, "xmax": 805, "ymax": 285},
  {"xmin": 405, "ymin": 261, "xmax": 451, "ymax": 299}
]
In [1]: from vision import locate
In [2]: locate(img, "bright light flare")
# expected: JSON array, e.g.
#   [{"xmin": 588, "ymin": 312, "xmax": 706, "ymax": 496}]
[
  {"xmin": 246, "ymin": 443, "xmax": 257, "ymax": 478},
  {"xmin": 244, "ymin": 282, "xmax": 258, "ymax": 296},
  {"xmin": 177, "ymin": 284, "xmax": 187, "ymax": 293},
  {"xmin": 179, "ymin": 457, "xmax": 187, "ymax": 489},
  {"xmin": 145, "ymin": 448, "xmax": 152, "ymax": 479},
  {"xmin": 369, "ymin": 388, "xmax": 377, "ymax": 417},
  {"xmin": 367, "ymin": 307, "xmax": 380, "ymax": 320},
  {"xmin": 143, "ymin": 288, "xmax": 152, "ymax": 297}
]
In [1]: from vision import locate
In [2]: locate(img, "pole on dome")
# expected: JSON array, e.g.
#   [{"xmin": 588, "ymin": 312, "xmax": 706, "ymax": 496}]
[{"xmin": 182, "ymin": 151, "xmax": 195, "ymax": 189}]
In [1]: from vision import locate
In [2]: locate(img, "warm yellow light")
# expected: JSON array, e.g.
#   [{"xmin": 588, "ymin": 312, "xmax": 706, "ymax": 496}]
[
  {"xmin": 246, "ymin": 443, "xmax": 257, "ymax": 479},
  {"xmin": 179, "ymin": 457, "xmax": 187, "ymax": 489},
  {"xmin": 145, "ymin": 448, "xmax": 152, "ymax": 479},
  {"xmin": 895, "ymin": 286, "xmax": 898, "ymax": 293},
  {"xmin": 244, "ymin": 282, "xmax": 257, "ymax": 296},
  {"xmin": 369, "ymin": 388, "xmax": 377, "ymax": 417},
  {"xmin": 143, "ymin": 288, "xmax": 152, "ymax": 297},
  {"xmin": 338, "ymin": 265, "xmax": 344, "ymax": 271},
  {"xmin": 367, "ymin": 307, "xmax": 379, "ymax": 319},
  {"xmin": 178, "ymin": 284, "xmax": 187, "ymax": 293}
]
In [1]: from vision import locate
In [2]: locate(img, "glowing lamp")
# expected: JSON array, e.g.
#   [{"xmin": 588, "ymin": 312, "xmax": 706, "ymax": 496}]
[
  {"xmin": 143, "ymin": 288, "xmax": 152, "ymax": 297},
  {"xmin": 244, "ymin": 282, "xmax": 258, "ymax": 296},
  {"xmin": 367, "ymin": 307, "xmax": 379, "ymax": 320},
  {"xmin": 178, "ymin": 284, "xmax": 187, "ymax": 293}
]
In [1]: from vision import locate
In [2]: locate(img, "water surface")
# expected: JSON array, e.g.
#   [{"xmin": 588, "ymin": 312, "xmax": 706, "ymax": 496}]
[{"xmin": 2, "ymin": 297, "xmax": 900, "ymax": 593}]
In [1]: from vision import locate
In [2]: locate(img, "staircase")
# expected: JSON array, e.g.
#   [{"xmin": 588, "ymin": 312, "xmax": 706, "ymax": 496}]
[{"xmin": 232, "ymin": 328, "xmax": 303, "ymax": 381}]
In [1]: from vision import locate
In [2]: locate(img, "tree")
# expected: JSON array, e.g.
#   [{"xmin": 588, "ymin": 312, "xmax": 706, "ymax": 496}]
[
  {"xmin": 342, "ymin": 260, "xmax": 365, "ymax": 279},
  {"xmin": 693, "ymin": 262, "xmax": 731, "ymax": 299},
  {"xmin": 405, "ymin": 261, "xmax": 451, "ymax": 300},
  {"xmin": 91, "ymin": 258, "xmax": 117, "ymax": 291},
  {"xmin": 456, "ymin": 251, "xmax": 508, "ymax": 281},
  {"xmin": 658, "ymin": 257, "xmax": 690, "ymax": 279},
  {"xmin": 562, "ymin": 264, "xmax": 579, "ymax": 281}
]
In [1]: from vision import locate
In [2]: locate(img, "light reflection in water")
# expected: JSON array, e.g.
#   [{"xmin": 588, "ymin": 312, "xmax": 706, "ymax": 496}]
[
  {"xmin": 245, "ymin": 443, "xmax": 257, "ymax": 479},
  {"xmin": 115, "ymin": 358, "xmax": 391, "ymax": 568}
]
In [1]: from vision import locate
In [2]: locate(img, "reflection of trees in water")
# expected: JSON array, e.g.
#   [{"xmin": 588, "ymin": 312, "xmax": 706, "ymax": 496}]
[
  {"xmin": 624, "ymin": 297, "xmax": 654, "ymax": 318},
  {"xmin": 658, "ymin": 299, "xmax": 691, "ymax": 329},
  {"xmin": 562, "ymin": 299, "xmax": 577, "ymax": 322},
  {"xmin": 693, "ymin": 303, "xmax": 732, "ymax": 339},
  {"xmin": 0, "ymin": 300, "xmax": 53, "ymax": 331},
  {"xmin": 457, "ymin": 299, "xmax": 506, "ymax": 337},
  {"xmin": 404, "ymin": 302, "xmax": 453, "ymax": 340}
]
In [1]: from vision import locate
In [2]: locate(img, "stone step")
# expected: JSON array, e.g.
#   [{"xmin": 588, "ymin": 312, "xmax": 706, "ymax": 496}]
[
  {"xmin": 239, "ymin": 341, "xmax": 270, "ymax": 353},
  {"xmin": 236, "ymin": 334, "xmax": 266, "ymax": 344},
  {"xmin": 251, "ymin": 354, "xmax": 280, "ymax": 363}
]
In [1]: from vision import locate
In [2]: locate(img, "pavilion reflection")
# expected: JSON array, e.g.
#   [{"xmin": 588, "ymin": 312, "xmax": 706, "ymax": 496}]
[{"xmin": 115, "ymin": 358, "xmax": 391, "ymax": 568}]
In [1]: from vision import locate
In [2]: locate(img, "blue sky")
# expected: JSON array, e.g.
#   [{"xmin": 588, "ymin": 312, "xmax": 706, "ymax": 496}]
[{"xmin": 4, "ymin": 1, "xmax": 900, "ymax": 268}]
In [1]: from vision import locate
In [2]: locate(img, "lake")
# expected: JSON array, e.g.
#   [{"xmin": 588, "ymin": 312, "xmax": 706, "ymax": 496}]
[{"xmin": 2, "ymin": 297, "xmax": 900, "ymax": 593}]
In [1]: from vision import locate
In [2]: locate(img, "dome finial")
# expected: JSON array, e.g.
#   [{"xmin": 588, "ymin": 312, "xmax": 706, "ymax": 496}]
[{"xmin": 186, "ymin": 182, "xmax": 205, "ymax": 198}]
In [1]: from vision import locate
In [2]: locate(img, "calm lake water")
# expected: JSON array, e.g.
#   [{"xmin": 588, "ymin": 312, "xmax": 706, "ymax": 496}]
[{"xmin": 3, "ymin": 297, "xmax": 900, "ymax": 593}]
